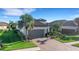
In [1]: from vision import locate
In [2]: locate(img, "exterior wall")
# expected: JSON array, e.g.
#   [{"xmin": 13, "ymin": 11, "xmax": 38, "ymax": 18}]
[
  {"xmin": 61, "ymin": 26, "xmax": 77, "ymax": 32},
  {"xmin": 32, "ymin": 27, "xmax": 50, "ymax": 35},
  {"xmin": 33, "ymin": 27, "xmax": 49, "ymax": 30},
  {"xmin": 0, "ymin": 26, "xmax": 8, "ymax": 30},
  {"xmin": 17, "ymin": 26, "xmax": 50, "ymax": 39},
  {"xmin": 61, "ymin": 26, "xmax": 78, "ymax": 30},
  {"xmin": 61, "ymin": 26, "xmax": 78, "ymax": 35},
  {"xmin": 57, "ymin": 26, "xmax": 79, "ymax": 35}
]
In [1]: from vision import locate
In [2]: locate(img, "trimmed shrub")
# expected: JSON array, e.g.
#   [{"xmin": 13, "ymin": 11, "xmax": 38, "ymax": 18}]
[{"xmin": 0, "ymin": 30, "xmax": 23, "ymax": 43}]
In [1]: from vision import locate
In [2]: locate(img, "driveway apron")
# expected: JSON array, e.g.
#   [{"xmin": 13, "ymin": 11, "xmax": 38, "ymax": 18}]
[{"xmin": 32, "ymin": 38, "xmax": 79, "ymax": 51}]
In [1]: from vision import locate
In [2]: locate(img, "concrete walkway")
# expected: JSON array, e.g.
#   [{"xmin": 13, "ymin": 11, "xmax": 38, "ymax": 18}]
[
  {"xmin": 33, "ymin": 38, "xmax": 79, "ymax": 51},
  {"xmin": 13, "ymin": 47, "xmax": 40, "ymax": 51},
  {"xmin": 64, "ymin": 41, "xmax": 79, "ymax": 45}
]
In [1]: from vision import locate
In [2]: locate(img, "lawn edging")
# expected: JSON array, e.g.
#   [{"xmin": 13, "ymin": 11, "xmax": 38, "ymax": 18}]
[
  {"xmin": 13, "ymin": 47, "xmax": 40, "ymax": 51},
  {"xmin": 64, "ymin": 41, "xmax": 79, "ymax": 45}
]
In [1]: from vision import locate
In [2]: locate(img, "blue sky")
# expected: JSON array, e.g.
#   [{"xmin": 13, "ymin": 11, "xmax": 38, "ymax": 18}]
[{"xmin": 0, "ymin": 8, "xmax": 79, "ymax": 23}]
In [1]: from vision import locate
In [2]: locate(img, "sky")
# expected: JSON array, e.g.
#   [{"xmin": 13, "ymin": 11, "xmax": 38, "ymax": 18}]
[{"xmin": 0, "ymin": 8, "xmax": 79, "ymax": 23}]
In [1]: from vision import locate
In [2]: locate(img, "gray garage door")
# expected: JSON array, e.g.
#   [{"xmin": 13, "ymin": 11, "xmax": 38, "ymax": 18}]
[{"xmin": 28, "ymin": 29, "xmax": 44, "ymax": 39}]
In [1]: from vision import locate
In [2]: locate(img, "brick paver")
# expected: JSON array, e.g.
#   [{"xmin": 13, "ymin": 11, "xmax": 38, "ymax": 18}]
[{"xmin": 33, "ymin": 38, "xmax": 79, "ymax": 51}]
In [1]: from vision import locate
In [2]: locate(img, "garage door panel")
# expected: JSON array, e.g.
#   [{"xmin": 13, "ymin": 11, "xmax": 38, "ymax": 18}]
[
  {"xmin": 62, "ymin": 29, "xmax": 75, "ymax": 35},
  {"xmin": 28, "ymin": 29, "xmax": 44, "ymax": 39}
]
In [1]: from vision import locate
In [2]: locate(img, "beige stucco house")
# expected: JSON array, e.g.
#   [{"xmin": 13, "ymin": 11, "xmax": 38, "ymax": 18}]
[
  {"xmin": 17, "ymin": 19, "xmax": 50, "ymax": 39},
  {"xmin": 0, "ymin": 22, "xmax": 8, "ymax": 30},
  {"xmin": 61, "ymin": 18, "xmax": 79, "ymax": 35}
]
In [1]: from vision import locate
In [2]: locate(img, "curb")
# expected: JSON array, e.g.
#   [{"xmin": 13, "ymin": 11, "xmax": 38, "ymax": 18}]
[{"xmin": 13, "ymin": 47, "xmax": 40, "ymax": 51}]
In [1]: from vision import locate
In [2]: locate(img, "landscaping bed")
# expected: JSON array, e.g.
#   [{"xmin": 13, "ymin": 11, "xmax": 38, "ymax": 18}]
[
  {"xmin": 55, "ymin": 35, "xmax": 79, "ymax": 43},
  {"xmin": 72, "ymin": 43, "xmax": 79, "ymax": 47},
  {"xmin": 0, "ymin": 30, "xmax": 22, "ymax": 43},
  {"xmin": 55, "ymin": 38, "xmax": 75, "ymax": 43},
  {"xmin": 0, "ymin": 30, "xmax": 37, "ymax": 51}
]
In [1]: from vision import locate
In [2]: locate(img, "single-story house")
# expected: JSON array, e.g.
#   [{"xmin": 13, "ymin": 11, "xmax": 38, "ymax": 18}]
[
  {"xmin": 0, "ymin": 22, "xmax": 8, "ymax": 30},
  {"xmin": 61, "ymin": 20, "xmax": 79, "ymax": 35},
  {"xmin": 17, "ymin": 19, "xmax": 50, "ymax": 39}
]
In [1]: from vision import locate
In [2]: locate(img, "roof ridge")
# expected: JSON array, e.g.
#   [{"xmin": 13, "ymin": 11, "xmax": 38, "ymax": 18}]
[
  {"xmin": 73, "ymin": 20, "xmax": 78, "ymax": 26},
  {"xmin": 63, "ymin": 20, "xmax": 77, "ymax": 26}
]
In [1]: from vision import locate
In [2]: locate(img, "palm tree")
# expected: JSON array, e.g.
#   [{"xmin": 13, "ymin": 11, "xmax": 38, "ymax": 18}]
[
  {"xmin": 50, "ymin": 24, "xmax": 60, "ymax": 37},
  {"xmin": 51, "ymin": 24, "xmax": 60, "ymax": 32},
  {"xmin": 20, "ymin": 14, "xmax": 34, "ymax": 41},
  {"xmin": 8, "ymin": 21, "xmax": 16, "ymax": 31}
]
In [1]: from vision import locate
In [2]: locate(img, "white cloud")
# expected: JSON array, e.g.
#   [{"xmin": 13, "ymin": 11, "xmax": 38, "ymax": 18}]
[
  {"xmin": 0, "ymin": 18, "xmax": 9, "ymax": 23},
  {"xmin": 0, "ymin": 16, "xmax": 10, "ymax": 23},
  {"xmin": 73, "ymin": 14, "xmax": 79, "ymax": 18},
  {"xmin": 23, "ymin": 8, "xmax": 36, "ymax": 13},
  {"xmin": 64, "ymin": 14, "xmax": 79, "ymax": 20},
  {"xmin": 4, "ymin": 8, "xmax": 36, "ymax": 16},
  {"xmin": 67, "ymin": 14, "xmax": 79, "ymax": 20}
]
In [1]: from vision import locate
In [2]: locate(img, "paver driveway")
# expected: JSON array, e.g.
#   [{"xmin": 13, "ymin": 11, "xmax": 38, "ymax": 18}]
[{"xmin": 32, "ymin": 38, "xmax": 79, "ymax": 51}]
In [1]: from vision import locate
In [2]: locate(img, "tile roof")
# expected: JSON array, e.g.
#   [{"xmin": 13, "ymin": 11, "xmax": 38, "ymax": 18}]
[
  {"xmin": 62, "ymin": 21, "xmax": 77, "ymax": 26},
  {"xmin": 18, "ymin": 20, "xmax": 49, "ymax": 29},
  {"xmin": 0, "ymin": 22, "xmax": 8, "ymax": 26},
  {"xmin": 34, "ymin": 20, "xmax": 48, "ymax": 27}
]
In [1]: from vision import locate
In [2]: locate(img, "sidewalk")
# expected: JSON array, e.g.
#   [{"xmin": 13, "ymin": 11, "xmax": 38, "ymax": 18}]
[
  {"xmin": 13, "ymin": 47, "xmax": 40, "ymax": 51},
  {"xmin": 64, "ymin": 41, "xmax": 79, "ymax": 45}
]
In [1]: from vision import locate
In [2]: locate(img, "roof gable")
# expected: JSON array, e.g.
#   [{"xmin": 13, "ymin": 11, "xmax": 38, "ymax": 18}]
[
  {"xmin": 62, "ymin": 21, "xmax": 77, "ymax": 26},
  {"xmin": 34, "ymin": 20, "xmax": 48, "ymax": 27}
]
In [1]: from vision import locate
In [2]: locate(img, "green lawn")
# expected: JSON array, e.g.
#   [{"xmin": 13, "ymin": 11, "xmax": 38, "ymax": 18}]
[
  {"xmin": 55, "ymin": 35, "xmax": 79, "ymax": 43},
  {"xmin": 66, "ymin": 35, "xmax": 79, "ymax": 37},
  {"xmin": 0, "ymin": 30, "xmax": 37, "ymax": 51},
  {"xmin": 0, "ymin": 31, "xmax": 5, "ymax": 36},
  {"xmin": 55, "ymin": 38, "xmax": 75, "ymax": 43},
  {"xmin": 2, "ymin": 41, "xmax": 37, "ymax": 51},
  {"xmin": 72, "ymin": 43, "xmax": 79, "ymax": 47}
]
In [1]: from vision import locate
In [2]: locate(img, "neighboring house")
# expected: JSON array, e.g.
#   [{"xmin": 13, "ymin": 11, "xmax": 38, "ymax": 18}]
[
  {"xmin": 49, "ymin": 20, "xmax": 66, "ymax": 26},
  {"xmin": 17, "ymin": 20, "xmax": 50, "ymax": 39},
  {"xmin": 0, "ymin": 22, "xmax": 8, "ymax": 30},
  {"xmin": 49, "ymin": 20, "xmax": 67, "ymax": 32},
  {"xmin": 61, "ymin": 20, "xmax": 79, "ymax": 35}
]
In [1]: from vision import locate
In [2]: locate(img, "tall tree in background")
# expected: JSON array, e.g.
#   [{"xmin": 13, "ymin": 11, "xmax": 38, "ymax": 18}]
[
  {"xmin": 50, "ymin": 24, "xmax": 60, "ymax": 36},
  {"xmin": 20, "ymin": 14, "xmax": 34, "ymax": 40}
]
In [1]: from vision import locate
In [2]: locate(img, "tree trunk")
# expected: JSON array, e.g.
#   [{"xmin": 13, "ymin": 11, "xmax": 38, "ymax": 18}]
[
  {"xmin": 25, "ymin": 28, "xmax": 27, "ymax": 40},
  {"xmin": 25, "ymin": 27, "xmax": 30, "ymax": 42}
]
